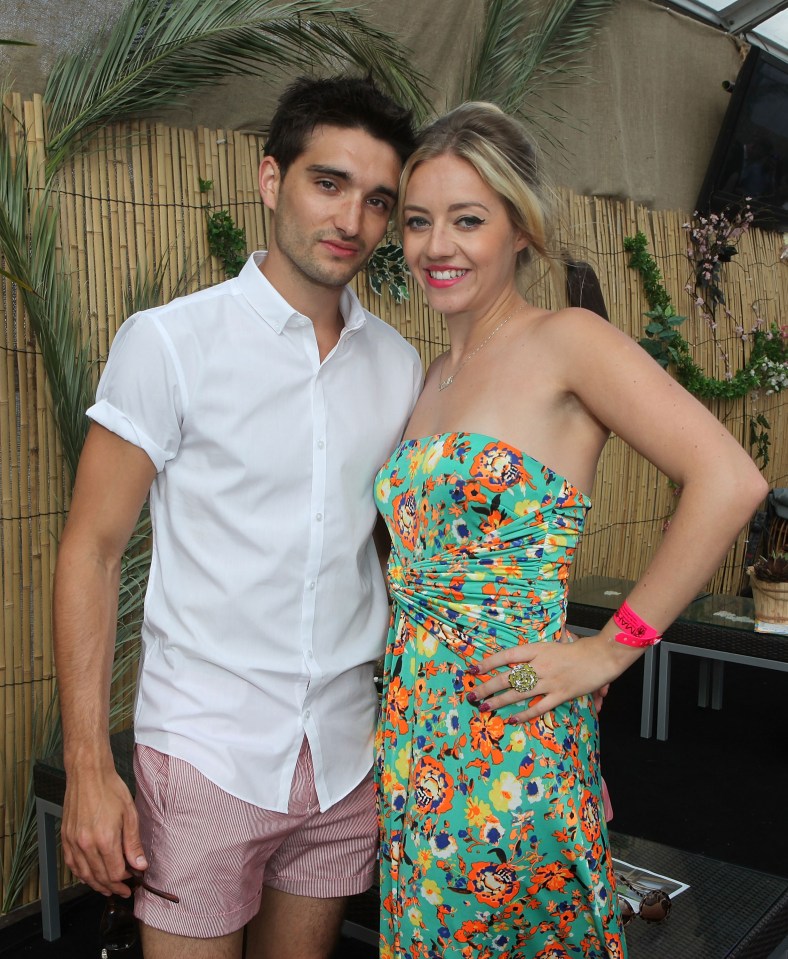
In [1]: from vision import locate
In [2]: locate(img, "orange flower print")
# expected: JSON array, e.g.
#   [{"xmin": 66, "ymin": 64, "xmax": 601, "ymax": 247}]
[
  {"xmin": 454, "ymin": 918, "xmax": 489, "ymax": 942},
  {"xmin": 527, "ymin": 862, "xmax": 575, "ymax": 895},
  {"xmin": 385, "ymin": 676, "xmax": 410, "ymax": 734},
  {"xmin": 470, "ymin": 443, "xmax": 536, "ymax": 493},
  {"xmin": 479, "ymin": 509, "xmax": 512, "ymax": 535},
  {"xmin": 392, "ymin": 489, "xmax": 419, "ymax": 550},
  {"xmin": 465, "ymin": 481, "xmax": 487, "ymax": 503},
  {"xmin": 604, "ymin": 933, "xmax": 626, "ymax": 958},
  {"xmin": 469, "ymin": 711, "xmax": 506, "ymax": 763},
  {"xmin": 468, "ymin": 860, "xmax": 520, "ymax": 907},
  {"xmin": 579, "ymin": 789, "xmax": 601, "ymax": 843},
  {"xmin": 535, "ymin": 943, "xmax": 572, "ymax": 958},
  {"xmin": 412, "ymin": 756, "xmax": 454, "ymax": 816}
]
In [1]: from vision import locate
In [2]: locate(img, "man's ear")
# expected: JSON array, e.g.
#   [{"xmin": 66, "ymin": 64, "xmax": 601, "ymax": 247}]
[{"xmin": 259, "ymin": 156, "xmax": 281, "ymax": 212}]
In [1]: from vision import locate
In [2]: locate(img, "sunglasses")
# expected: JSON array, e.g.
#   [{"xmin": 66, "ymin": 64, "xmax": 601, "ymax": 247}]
[
  {"xmin": 99, "ymin": 865, "xmax": 179, "ymax": 957},
  {"xmin": 615, "ymin": 872, "xmax": 672, "ymax": 927},
  {"xmin": 125, "ymin": 867, "xmax": 179, "ymax": 902}
]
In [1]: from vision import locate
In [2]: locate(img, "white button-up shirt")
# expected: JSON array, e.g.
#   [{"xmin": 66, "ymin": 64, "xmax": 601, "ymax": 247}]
[{"xmin": 88, "ymin": 252, "xmax": 423, "ymax": 811}]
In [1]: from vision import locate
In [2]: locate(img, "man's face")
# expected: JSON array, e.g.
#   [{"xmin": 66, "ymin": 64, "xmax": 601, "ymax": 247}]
[{"xmin": 260, "ymin": 124, "xmax": 402, "ymax": 291}]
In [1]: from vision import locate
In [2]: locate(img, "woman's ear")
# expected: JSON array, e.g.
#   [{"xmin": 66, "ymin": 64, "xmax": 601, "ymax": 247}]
[
  {"xmin": 258, "ymin": 156, "xmax": 281, "ymax": 212},
  {"xmin": 514, "ymin": 229, "xmax": 530, "ymax": 254}
]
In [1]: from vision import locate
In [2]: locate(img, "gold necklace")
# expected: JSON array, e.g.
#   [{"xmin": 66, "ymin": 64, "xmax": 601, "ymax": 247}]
[{"xmin": 438, "ymin": 305, "xmax": 527, "ymax": 391}]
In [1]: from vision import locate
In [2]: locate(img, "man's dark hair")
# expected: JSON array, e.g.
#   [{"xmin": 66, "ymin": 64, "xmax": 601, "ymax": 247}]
[{"xmin": 264, "ymin": 75, "xmax": 416, "ymax": 175}]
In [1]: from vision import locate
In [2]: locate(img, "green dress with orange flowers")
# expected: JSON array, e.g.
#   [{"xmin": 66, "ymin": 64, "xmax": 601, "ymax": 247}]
[{"xmin": 374, "ymin": 432, "xmax": 626, "ymax": 959}]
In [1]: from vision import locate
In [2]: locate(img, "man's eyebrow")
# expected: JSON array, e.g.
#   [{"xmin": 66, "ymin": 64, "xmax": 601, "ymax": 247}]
[{"xmin": 307, "ymin": 164, "xmax": 398, "ymax": 202}]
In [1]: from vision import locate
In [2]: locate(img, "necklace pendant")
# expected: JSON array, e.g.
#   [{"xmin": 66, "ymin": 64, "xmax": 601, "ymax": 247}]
[{"xmin": 439, "ymin": 375, "xmax": 453, "ymax": 391}]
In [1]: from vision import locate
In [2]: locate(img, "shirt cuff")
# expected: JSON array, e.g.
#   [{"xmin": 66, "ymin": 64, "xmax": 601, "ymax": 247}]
[{"xmin": 87, "ymin": 399, "xmax": 169, "ymax": 471}]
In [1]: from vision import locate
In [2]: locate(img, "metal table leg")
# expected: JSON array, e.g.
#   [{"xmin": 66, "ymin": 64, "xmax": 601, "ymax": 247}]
[{"xmin": 36, "ymin": 797, "xmax": 64, "ymax": 941}]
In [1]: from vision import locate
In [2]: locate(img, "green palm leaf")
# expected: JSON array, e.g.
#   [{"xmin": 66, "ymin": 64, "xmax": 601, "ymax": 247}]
[
  {"xmin": 464, "ymin": 0, "xmax": 617, "ymax": 121},
  {"xmin": 0, "ymin": 133, "xmax": 93, "ymax": 482},
  {"xmin": 44, "ymin": 0, "xmax": 431, "ymax": 175}
]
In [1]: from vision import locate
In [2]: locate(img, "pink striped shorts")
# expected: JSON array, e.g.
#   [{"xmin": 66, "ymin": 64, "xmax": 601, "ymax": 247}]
[{"xmin": 132, "ymin": 738, "xmax": 377, "ymax": 939}]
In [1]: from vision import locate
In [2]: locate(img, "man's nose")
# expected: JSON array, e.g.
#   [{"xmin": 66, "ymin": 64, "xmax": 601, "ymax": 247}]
[{"xmin": 335, "ymin": 196, "xmax": 364, "ymax": 237}]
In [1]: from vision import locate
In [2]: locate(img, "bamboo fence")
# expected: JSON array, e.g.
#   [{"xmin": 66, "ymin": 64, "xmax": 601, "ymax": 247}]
[{"xmin": 1, "ymin": 94, "xmax": 787, "ymax": 911}]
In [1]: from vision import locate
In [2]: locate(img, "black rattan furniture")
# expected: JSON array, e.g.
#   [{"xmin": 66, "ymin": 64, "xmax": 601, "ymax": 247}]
[
  {"xmin": 567, "ymin": 576, "xmax": 788, "ymax": 742},
  {"xmin": 656, "ymin": 591, "xmax": 788, "ymax": 739}
]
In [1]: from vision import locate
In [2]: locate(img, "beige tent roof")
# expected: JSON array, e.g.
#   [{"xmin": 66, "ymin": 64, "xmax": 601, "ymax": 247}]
[{"xmin": 0, "ymin": 0, "xmax": 755, "ymax": 211}]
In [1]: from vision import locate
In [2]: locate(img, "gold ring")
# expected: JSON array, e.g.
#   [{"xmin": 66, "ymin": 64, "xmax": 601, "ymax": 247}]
[{"xmin": 508, "ymin": 662, "xmax": 538, "ymax": 694}]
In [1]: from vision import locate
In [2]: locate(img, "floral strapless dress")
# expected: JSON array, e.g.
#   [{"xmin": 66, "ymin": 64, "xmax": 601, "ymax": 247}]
[{"xmin": 374, "ymin": 432, "xmax": 625, "ymax": 959}]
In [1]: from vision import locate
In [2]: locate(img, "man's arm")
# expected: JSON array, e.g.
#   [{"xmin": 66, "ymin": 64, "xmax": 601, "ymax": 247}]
[{"xmin": 53, "ymin": 423, "xmax": 157, "ymax": 896}]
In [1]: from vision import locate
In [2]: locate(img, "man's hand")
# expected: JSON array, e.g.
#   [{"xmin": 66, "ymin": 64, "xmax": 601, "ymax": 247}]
[{"xmin": 61, "ymin": 768, "xmax": 147, "ymax": 898}]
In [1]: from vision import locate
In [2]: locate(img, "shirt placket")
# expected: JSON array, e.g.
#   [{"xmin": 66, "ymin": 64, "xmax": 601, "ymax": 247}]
[{"xmin": 299, "ymin": 327, "xmax": 330, "ymax": 732}]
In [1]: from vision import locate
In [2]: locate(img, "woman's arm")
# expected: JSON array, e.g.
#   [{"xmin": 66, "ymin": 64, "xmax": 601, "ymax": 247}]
[{"xmin": 472, "ymin": 308, "xmax": 768, "ymax": 720}]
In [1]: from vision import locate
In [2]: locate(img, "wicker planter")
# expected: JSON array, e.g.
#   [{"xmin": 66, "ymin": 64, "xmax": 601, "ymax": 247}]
[{"xmin": 748, "ymin": 569, "xmax": 788, "ymax": 630}]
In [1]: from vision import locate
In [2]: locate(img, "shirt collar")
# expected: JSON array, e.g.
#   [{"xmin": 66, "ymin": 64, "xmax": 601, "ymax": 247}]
[{"xmin": 237, "ymin": 251, "xmax": 368, "ymax": 335}]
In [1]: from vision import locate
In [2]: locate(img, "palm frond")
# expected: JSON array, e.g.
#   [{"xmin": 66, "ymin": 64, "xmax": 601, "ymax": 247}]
[
  {"xmin": 0, "ymin": 39, "xmax": 35, "ymax": 47},
  {"xmin": 0, "ymin": 109, "xmax": 164, "ymax": 905},
  {"xmin": 1, "ymin": 694, "xmax": 62, "ymax": 912},
  {"xmin": 0, "ymin": 127, "xmax": 94, "ymax": 482},
  {"xmin": 0, "ymin": 264, "xmax": 36, "ymax": 291},
  {"xmin": 44, "ymin": 0, "xmax": 431, "ymax": 175},
  {"xmin": 464, "ymin": 0, "xmax": 617, "ymax": 120}
]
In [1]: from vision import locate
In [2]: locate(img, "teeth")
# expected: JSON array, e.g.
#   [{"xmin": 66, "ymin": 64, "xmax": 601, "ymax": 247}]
[{"xmin": 429, "ymin": 269, "xmax": 467, "ymax": 280}]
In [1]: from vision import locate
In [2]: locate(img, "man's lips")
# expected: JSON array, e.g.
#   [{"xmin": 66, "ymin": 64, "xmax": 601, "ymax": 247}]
[{"xmin": 321, "ymin": 238, "xmax": 361, "ymax": 258}]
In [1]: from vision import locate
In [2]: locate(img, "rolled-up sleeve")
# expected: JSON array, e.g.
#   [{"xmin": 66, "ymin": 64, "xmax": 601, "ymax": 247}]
[{"xmin": 87, "ymin": 311, "xmax": 187, "ymax": 472}]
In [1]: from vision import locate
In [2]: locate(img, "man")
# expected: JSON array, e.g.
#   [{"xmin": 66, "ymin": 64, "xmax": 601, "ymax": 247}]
[{"xmin": 53, "ymin": 75, "xmax": 422, "ymax": 959}]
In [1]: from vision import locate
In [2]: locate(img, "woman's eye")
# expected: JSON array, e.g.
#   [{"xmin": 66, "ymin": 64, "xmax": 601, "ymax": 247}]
[
  {"xmin": 457, "ymin": 216, "xmax": 484, "ymax": 229},
  {"xmin": 404, "ymin": 216, "xmax": 429, "ymax": 230}
]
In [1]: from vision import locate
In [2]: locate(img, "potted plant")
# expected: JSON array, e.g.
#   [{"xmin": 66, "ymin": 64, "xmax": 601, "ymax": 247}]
[{"xmin": 748, "ymin": 552, "xmax": 788, "ymax": 634}]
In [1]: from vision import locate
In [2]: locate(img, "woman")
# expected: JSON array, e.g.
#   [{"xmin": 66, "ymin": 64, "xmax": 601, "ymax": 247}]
[{"xmin": 373, "ymin": 103, "xmax": 766, "ymax": 958}]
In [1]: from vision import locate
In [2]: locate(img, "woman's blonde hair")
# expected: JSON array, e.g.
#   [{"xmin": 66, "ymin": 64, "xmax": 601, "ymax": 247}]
[{"xmin": 399, "ymin": 102, "xmax": 555, "ymax": 275}]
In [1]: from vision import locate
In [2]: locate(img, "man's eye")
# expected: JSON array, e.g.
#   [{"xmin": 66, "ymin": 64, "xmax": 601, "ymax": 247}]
[{"xmin": 317, "ymin": 179, "xmax": 337, "ymax": 191}]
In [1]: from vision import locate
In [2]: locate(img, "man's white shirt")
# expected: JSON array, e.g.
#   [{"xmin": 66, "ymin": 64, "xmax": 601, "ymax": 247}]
[{"xmin": 88, "ymin": 252, "xmax": 423, "ymax": 811}]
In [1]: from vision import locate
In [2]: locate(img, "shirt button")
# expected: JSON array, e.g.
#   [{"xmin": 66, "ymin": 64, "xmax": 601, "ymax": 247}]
[
  {"xmin": 309, "ymin": 581, "xmax": 316, "ymax": 590},
  {"xmin": 306, "ymin": 650, "xmax": 314, "ymax": 659},
  {"xmin": 317, "ymin": 440, "xmax": 325, "ymax": 449},
  {"xmin": 304, "ymin": 709, "xmax": 311, "ymax": 719},
  {"xmin": 315, "ymin": 512, "xmax": 323, "ymax": 522}
]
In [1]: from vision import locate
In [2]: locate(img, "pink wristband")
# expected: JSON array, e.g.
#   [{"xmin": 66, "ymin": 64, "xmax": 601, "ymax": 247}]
[{"xmin": 612, "ymin": 601, "xmax": 662, "ymax": 647}]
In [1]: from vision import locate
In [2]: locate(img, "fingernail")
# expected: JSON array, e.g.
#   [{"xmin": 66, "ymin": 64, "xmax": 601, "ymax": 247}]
[
  {"xmin": 506, "ymin": 717, "xmax": 520, "ymax": 725},
  {"xmin": 466, "ymin": 691, "xmax": 478, "ymax": 703},
  {"xmin": 467, "ymin": 664, "xmax": 479, "ymax": 675},
  {"xmin": 135, "ymin": 856, "xmax": 147, "ymax": 867},
  {"xmin": 479, "ymin": 702, "xmax": 491, "ymax": 713}
]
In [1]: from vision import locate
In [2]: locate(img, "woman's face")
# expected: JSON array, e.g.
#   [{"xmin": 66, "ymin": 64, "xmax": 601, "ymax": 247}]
[{"xmin": 401, "ymin": 153, "xmax": 527, "ymax": 319}]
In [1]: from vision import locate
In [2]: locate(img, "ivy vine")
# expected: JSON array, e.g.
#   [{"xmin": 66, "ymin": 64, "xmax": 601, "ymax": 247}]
[
  {"xmin": 624, "ymin": 231, "xmax": 787, "ymax": 467},
  {"xmin": 199, "ymin": 178, "xmax": 247, "ymax": 278},
  {"xmin": 366, "ymin": 240, "xmax": 410, "ymax": 303}
]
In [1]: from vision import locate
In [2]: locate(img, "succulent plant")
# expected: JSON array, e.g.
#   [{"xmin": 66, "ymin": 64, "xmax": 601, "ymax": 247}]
[{"xmin": 751, "ymin": 552, "xmax": 788, "ymax": 583}]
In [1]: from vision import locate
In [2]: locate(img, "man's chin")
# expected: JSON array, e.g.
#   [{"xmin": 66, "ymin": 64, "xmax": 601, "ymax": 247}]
[{"xmin": 310, "ymin": 260, "xmax": 367, "ymax": 289}]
